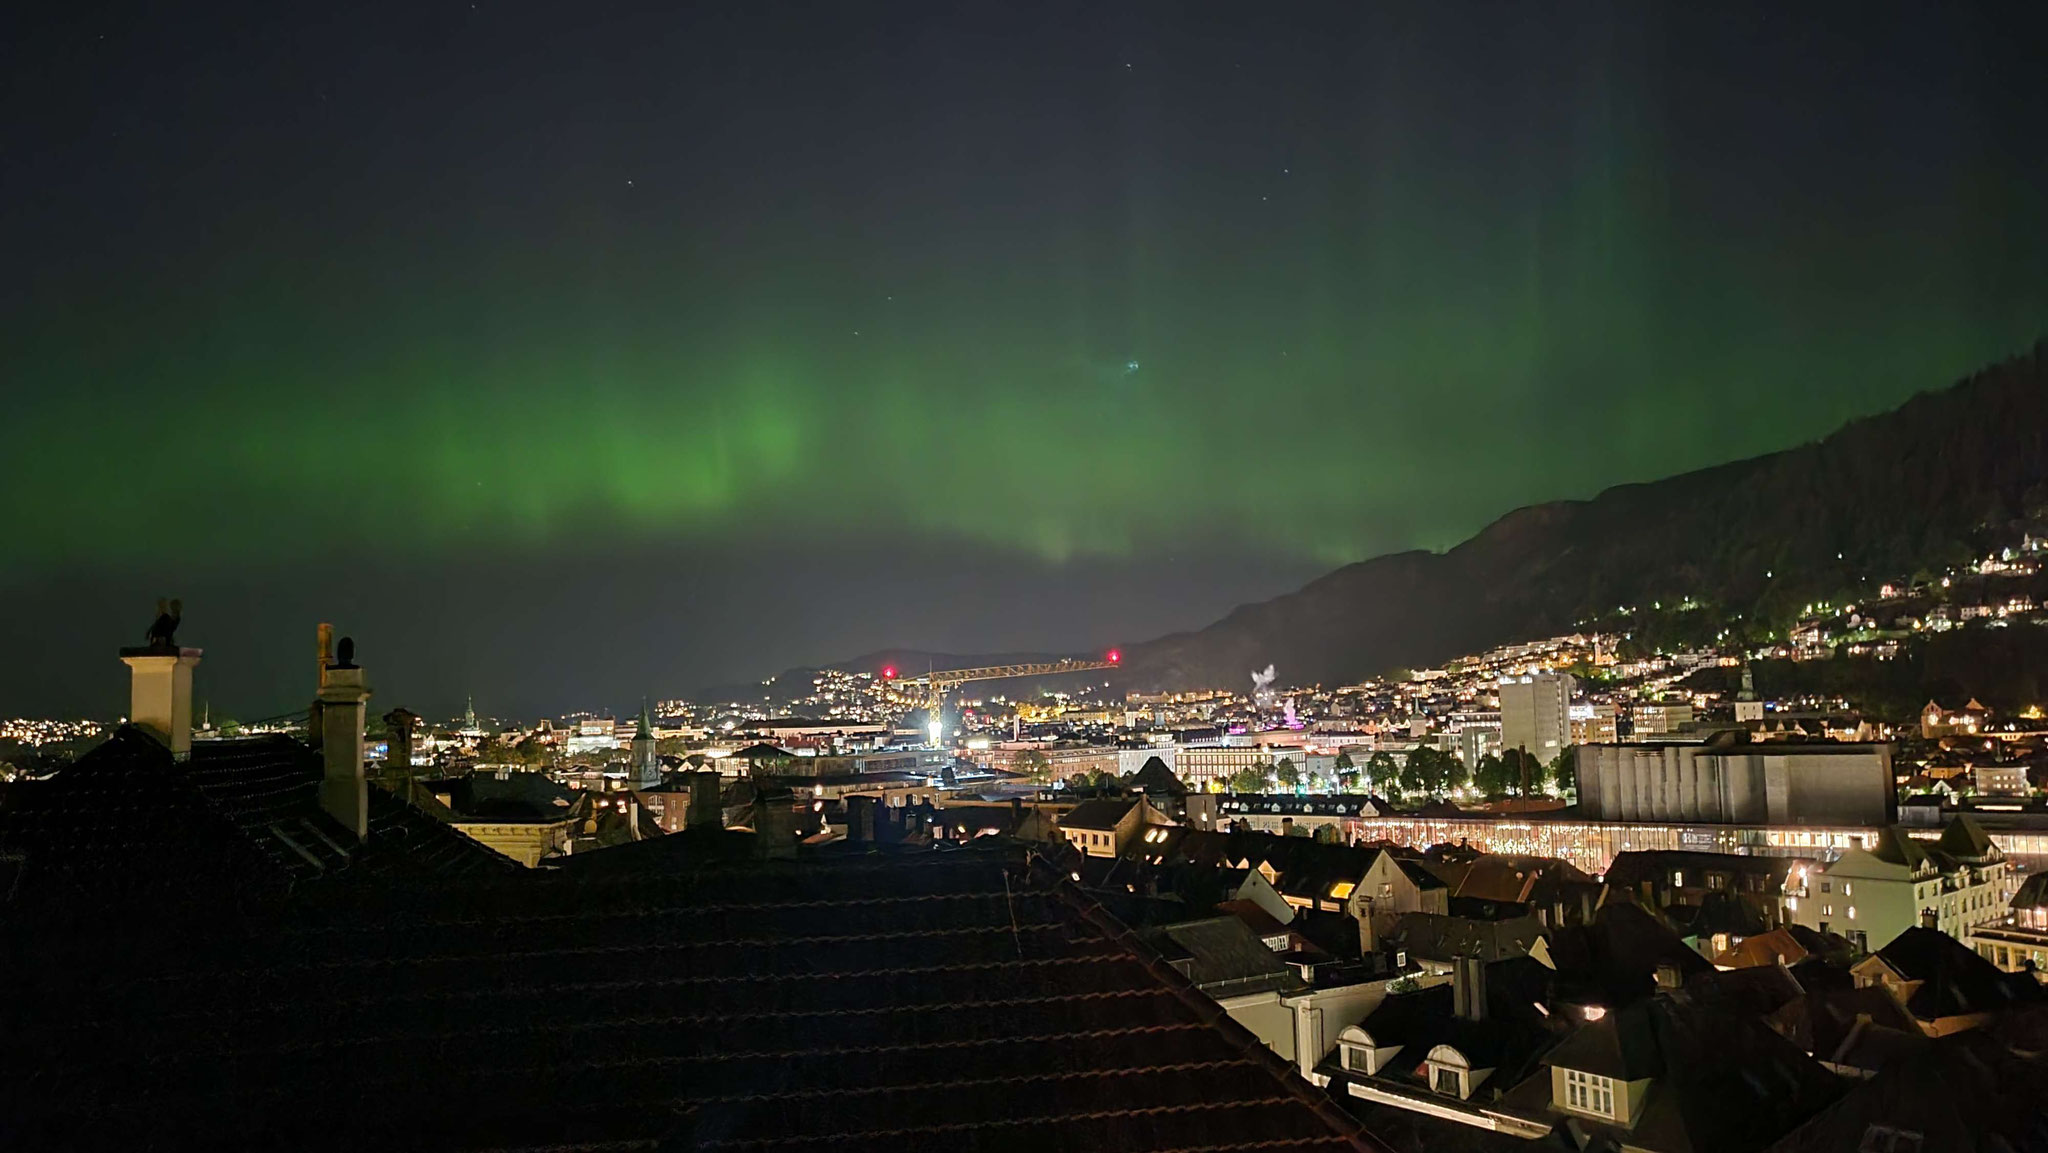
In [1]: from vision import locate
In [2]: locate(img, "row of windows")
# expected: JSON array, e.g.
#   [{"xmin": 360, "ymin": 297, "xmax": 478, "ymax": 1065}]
[{"xmin": 1564, "ymin": 1069, "xmax": 1616, "ymax": 1120}]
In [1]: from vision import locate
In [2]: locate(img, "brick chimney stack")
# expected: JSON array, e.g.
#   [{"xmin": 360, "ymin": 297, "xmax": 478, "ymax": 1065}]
[{"xmin": 318, "ymin": 635, "xmax": 372, "ymax": 840}]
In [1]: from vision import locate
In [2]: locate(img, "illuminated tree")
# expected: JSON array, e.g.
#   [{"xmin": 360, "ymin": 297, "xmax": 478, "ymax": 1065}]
[
  {"xmin": 1227, "ymin": 765, "xmax": 1269, "ymax": 793},
  {"xmin": 1500, "ymin": 748, "xmax": 1540, "ymax": 796},
  {"xmin": 1472, "ymin": 753, "xmax": 1511, "ymax": 798},
  {"xmin": 1548, "ymin": 748, "xmax": 1578, "ymax": 795},
  {"xmin": 1274, "ymin": 757, "xmax": 1301, "ymax": 788},
  {"xmin": 1334, "ymin": 750, "xmax": 1358, "ymax": 790},
  {"xmin": 1442, "ymin": 752, "xmax": 1469, "ymax": 794},
  {"xmin": 1366, "ymin": 751, "xmax": 1397, "ymax": 794}
]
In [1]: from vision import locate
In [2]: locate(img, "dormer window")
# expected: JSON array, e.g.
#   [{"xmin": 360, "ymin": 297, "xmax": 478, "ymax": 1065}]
[
  {"xmin": 1336, "ymin": 1025, "xmax": 1392, "ymax": 1076},
  {"xmin": 1424, "ymin": 1044, "xmax": 1474, "ymax": 1100},
  {"xmin": 1563, "ymin": 1069, "xmax": 1615, "ymax": 1119}
]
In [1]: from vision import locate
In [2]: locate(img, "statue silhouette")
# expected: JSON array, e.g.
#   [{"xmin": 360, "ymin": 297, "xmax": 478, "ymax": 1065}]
[{"xmin": 145, "ymin": 598, "xmax": 182, "ymax": 649}]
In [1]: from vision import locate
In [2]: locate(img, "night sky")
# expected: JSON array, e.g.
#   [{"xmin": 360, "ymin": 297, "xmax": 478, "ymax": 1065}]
[{"xmin": 5, "ymin": 1, "xmax": 2044, "ymax": 719}]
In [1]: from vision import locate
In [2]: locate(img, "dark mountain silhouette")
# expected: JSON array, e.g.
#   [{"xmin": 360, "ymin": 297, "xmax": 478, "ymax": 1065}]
[{"xmin": 1125, "ymin": 342, "xmax": 2048, "ymax": 690}]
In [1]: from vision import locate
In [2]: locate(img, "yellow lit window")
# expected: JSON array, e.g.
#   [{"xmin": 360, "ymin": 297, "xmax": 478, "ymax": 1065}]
[{"xmin": 1329, "ymin": 882, "xmax": 1356, "ymax": 900}]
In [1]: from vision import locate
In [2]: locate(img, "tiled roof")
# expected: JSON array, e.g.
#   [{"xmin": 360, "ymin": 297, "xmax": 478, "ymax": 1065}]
[
  {"xmin": 1141, "ymin": 916, "xmax": 1303, "ymax": 994},
  {"xmin": 1876, "ymin": 926, "xmax": 2043, "ymax": 1021},
  {"xmin": 1390, "ymin": 911, "xmax": 1546, "ymax": 964},
  {"xmin": 1, "ymin": 847, "xmax": 1388, "ymax": 1152},
  {"xmin": 0, "ymin": 726, "xmax": 516, "ymax": 903},
  {"xmin": 1546, "ymin": 902, "xmax": 1713, "ymax": 1006},
  {"xmin": 1350, "ymin": 974, "xmax": 1555, "ymax": 1086},
  {"xmin": 1766, "ymin": 1005, "xmax": 2048, "ymax": 1153},
  {"xmin": 1062, "ymin": 796, "xmax": 1142, "ymax": 830},
  {"xmin": 1535, "ymin": 991, "xmax": 1844, "ymax": 1152}
]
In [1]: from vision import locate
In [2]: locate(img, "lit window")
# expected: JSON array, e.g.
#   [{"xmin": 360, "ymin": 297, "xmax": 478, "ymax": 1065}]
[
  {"xmin": 1329, "ymin": 882, "xmax": 1357, "ymax": 900},
  {"xmin": 1564, "ymin": 1069, "xmax": 1616, "ymax": 1119}
]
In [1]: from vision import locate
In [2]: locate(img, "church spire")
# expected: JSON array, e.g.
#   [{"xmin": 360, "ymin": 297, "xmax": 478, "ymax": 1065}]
[{"xmin": 630, "ymin": 698, "xmax": 659, "ymax": 790}]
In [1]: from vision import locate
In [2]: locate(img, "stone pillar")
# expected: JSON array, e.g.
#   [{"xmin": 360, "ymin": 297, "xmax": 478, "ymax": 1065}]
[
  {"xmin": 120, "ymin": 647, "xmax": 202, "ymax": 760},
  {"xmin": 319, "ymin": 663, "xmax": 372, "ymax": 840}
]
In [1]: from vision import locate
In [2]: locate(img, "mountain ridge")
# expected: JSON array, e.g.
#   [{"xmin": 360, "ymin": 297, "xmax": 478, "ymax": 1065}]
[{"xmin": 1122, "ymin": 341, "xmax": 2048, "ymax": 690}]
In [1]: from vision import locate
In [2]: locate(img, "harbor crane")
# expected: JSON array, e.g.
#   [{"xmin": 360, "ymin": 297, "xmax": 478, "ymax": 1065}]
[{"xmin": 884, "ymin": 651, "xmax": 1122, "ymax": 746}]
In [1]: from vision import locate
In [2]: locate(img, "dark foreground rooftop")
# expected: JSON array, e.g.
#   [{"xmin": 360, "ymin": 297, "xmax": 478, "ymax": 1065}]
[{"xmin": 1, "ymin": 846, "xmax": 1386, "ymax": 1152}]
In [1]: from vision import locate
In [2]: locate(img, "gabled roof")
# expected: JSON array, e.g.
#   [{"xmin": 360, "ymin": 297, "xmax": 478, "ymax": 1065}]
[
  {"xmin": 1060, "ymin": 796, "xmax": 1141, "ymax": 830},
  {"xmin": 0, "ymin": 848, "xmax": 1387, "ymax": 1152},
  {"xmin": 1713, "ymin": 926, "xmax": 1813, "ymax": 969},
  {"xmin": 1394, "ymin": 857, "xmax": 1446, "ymax": 891},
  {"xmin": 1875, "ymin": 927, "xmax": 2043, "ymax": 1021},
  {"xmin": 1936, "ymin": 814, "xmax": 2000, "ymax": 862},
  {"xmin": 2010, "ymin": 871, "xmax": 2048, "ymax": 910},
  {"xmin": 1141, "ymin": 916, "xmax": 1303, "ymax": 993},
  {"xmin": 1125, "ymin": 755, "xmax": 1187, "ymax": 797},
  {"xmin": 1865, "ymin": 826, "xmax": 1931, "ymax": 870}
]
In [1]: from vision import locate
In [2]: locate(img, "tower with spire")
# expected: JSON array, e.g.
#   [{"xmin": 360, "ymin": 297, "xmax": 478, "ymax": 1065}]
[
  {"xmin": 631, "ymin": 699, "xmax": 660, "ymax": 790},
  {"xmin": 1733, "ymin": 662, "xmax": 1765, "ymax": 723}
]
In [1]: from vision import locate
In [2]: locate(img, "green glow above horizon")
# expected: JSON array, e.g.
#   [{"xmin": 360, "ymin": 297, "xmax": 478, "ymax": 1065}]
[
  {"xmin": 5, "ymin": 205, "xmax": 2040, "ymax": 574},
  {"xmin": 5, "ymin": 9, "xmax": 2044, "ymax": 578}
]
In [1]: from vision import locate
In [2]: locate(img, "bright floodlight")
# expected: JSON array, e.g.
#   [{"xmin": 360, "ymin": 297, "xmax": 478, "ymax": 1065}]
[{"xmin": 928, "ymin": 719, "xmax": 944, "ymax": 747}]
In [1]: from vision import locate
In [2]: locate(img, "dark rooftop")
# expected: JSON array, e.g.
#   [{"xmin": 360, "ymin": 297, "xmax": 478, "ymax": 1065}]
[
  {"xmin": 0, "ymin": 847, "xmax": 1388, "ymax": 1152},
  {"xmin": 1061, "ymin": 796, "xmax": 1142, "ymax": 830},
  {"xmin": 0, "ymin": 726, "xmax": 515, "ymax": 902}
]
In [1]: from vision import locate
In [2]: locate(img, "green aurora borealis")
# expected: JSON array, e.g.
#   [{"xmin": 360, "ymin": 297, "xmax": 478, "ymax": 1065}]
[{"xmin": 6, "ymin": 3, "xmax": 2045, "ymax": 576}]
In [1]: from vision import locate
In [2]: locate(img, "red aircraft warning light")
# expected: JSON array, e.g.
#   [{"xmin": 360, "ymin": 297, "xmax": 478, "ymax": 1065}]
[
  {"xmin": 882, "ymin": 666, "xmax": 897, "ymax": 680},
  {"xmin": 1106, "ymin": 649, "xmax": 1121, "ymax": 664}
]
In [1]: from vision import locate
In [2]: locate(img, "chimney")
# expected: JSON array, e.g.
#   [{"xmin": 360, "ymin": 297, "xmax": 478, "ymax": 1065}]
[
  {"xmin": 754, "ymin": 789, "xmax": 797, "ymax": 859},
  {"xmin": 121, "ymin": 644, "xmax": 202, "ymax": 761},
  {"xmin": 318, "ymin": 636, "xmax": 372, "ymax": 840},
  {"xmin": 382, "ymin": 708, "xmax": 419, "ymax": 780},
  {"xmin": 847, "ymin": 794, "xmax": 879, "ymax": 844},
  {"xmin": 1452, "ymin": 955, "xmax": 1488, "ymax": 1021},
  {"xmin": 685, "ymin": 771, "xmax": 723, "ymax": 831},
  {"xmin": 308, "ymin": 622, "xmax": 334, "ymax": 749}
]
